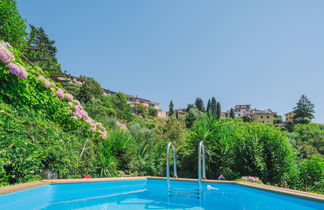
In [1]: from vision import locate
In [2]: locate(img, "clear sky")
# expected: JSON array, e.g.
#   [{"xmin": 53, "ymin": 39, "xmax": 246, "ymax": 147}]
[{"xmin": 16, "ymin": 0, "xmax": 324, "ymax": 122}]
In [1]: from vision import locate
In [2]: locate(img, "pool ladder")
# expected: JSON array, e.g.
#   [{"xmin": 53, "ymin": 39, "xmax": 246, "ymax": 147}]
[{"xmin": 166, "ymin": 141, "xmax": 206, "ymax": 199}]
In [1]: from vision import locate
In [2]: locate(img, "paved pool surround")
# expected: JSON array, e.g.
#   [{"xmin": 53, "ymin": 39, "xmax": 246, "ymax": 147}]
[{"xmin": 0, "ymin": 176, "xmax": 323, "ymax": 203}]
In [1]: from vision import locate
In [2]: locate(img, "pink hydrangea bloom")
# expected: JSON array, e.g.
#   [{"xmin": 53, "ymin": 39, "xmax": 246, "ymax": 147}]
[
  {"xmin": 17, "ymin": 66, "xmax": 28, "ymax": 79},
  {"xmin": 56, "ymin": 89, "xmax": 65, "ymax": 98},
  {"xmin": 241, "ymin": 176, "xmax": 259, "ymax": 182},
  {"xmin": 0, "ymin": 44, "xmax": 14, "ymax": 64},
  {"xmin": 86, "ymin": 117, "xmax": 94, "ymax": 124},
  {"xmin": 90, "ymin": 127, "xmax": 96, "ymax": 132},
  {"xmin": 74, "ymin": 105, "xmax": 81, "ymax": 112},
  {"xmin": 65, "ymin": 93, "xmax": 73, "ymax": 101},
  {"xmin": 74, "ymin": 100, "xmax": 81, "ymax": 105},
  {"xmin": 37, "ymin": 76, "xmax": 45, "ymax": 80},
  {"xmin": 40, "ymin": 78, "xmax": 55, "ymax": 88},
  {"xmin": 218, "ymin": 175, "xmax": 225, "ymax": 180},
  {"xmin": 80, "ymin": 110, "xmax": 88, "ymax": 118},
  {"xmin": 8, "ymin": 63, "xmax": 20, "ymax": 75}
]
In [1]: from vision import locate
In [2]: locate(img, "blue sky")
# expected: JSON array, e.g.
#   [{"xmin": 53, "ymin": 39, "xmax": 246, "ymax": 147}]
[{"xmin": 17, "ymin": 0, "xmax": 324, "ymax": 122}]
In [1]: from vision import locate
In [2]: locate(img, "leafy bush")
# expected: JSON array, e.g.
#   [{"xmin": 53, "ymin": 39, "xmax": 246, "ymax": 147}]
[
  {"xmin": 299, "ymin": 155, "xmax": 324, "ymax": 192},
  {"xmin": 0, "ymin": 101, "xmax": 95, "ymax": 184},
  {"xmin": 0, "ymin": 0, "xmax": 26, "ymax": 48},
  {"xmin": 184, "ymin": 116, "xmax": 297, "ymax": 185},
  {"xmin": 290, "ymin": 123, "xmax": 324, "ymax": 159}
]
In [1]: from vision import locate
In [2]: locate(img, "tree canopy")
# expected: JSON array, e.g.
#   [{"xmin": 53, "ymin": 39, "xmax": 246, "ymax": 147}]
[
  {"xmin": 293, "ymin": 95, "xmax": 315, "ymax": 124},
  {"xmin": 0, "ymin": 0, "xmax": 26, "ymax": 48},
  {"xmin": 195, "ymin": 97, "xmax": 205, "ymax": 112}
]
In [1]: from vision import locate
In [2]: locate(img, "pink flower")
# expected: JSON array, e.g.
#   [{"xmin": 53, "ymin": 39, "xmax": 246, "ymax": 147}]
[
  {"xmin": 56, "ymin": 89, "xmax": 65, "ymax": 98},
  {"xmin": 8, "ymin": 63, "xmax": 20, "ymax": 75},
  {"xmin": 73, "ymin": 116, "xmax": 78, "ymax": 120},
  {"xmin": 65, "ymin": 93, "xmax": 73, "ymax": 101},
  {"xmin": 84, "ymin": 175, "xmax": 91, "ymax": 179},
  {"xmin": 86, "ymin": 118, "xmax": 94, "ymax": 124},
  {"xmin": 37, "ymin": 76, "xmax": 45, "ymax": 80},
  {"xmin": 80, "ymin": 110, "xmax": 88, "ymax": 118},
  {"xmin": 17, "ymin": 66, "xmax": 28, "ymax": 79},
  {"xmin": 74, "ymin": 105, "xmax": 81, "ymax": 112},
  {"xmin": 218, "ymin": 175, "xmax": 225, "ymax": 180},
  {"xmin": 74, "ymin": 100, "xmax": 81, "ymax": 105},
  {"xmin": 0, "ymin": 44, "xmax": 14, "ymax": 64},
  {"xmin": 241, "ymin": 176, "xmax": 259, "ymax": 182},
  {"xmin": 90, "ymin": 127, "xmax": 96, "ymax": 132}
]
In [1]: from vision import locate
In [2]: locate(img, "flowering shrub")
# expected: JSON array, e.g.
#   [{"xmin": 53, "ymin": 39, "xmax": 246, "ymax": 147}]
[
  {"xmin": 218, "ymin": 174, "xmax": 225, "ymax": 180},
  {"xmin": 0, "ymin": 40, "xmax": 107, "ymax": 139},
  {"xmin": 241, "ymin": 176, "xmax": 261, "ymax": 183},
  {"xmin": 0, "ymin": 41, "xmax": 27, "ymax": 79},
  {"xmin": 56, "ymin": 89, "xmax": 65, "ymax": 98},
  {"xmin": 0, "ymin": 42, "xmax": 15, "ymax": 64}
]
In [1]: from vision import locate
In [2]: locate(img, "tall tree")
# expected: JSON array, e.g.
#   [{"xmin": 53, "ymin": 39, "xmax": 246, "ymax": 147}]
[
  {"xmin": 169, "ymin": 101, "xmax": 174, "ymax": 116},
  {"xmin": 0, "ymin": 0, "xmax": 26, "ymax": 48},
  {"xmin": 206, "ymin": 99, "xmax": 211, "ymax": 113},
  {"xmin": 229, "ymin": 108, "xmax": 235, "ymax": 119},
  {"xmin": 195, "ymin": 97, "xmax": 205, "ymax": 112},
  {"xmin": 25, "ymin": 25, "xmax": 61, "ymax": 75},
  {"xmin": 293, "ymin": 95, "xmax": 315, "ymax": 124},
  {"xmin": 211, "ymin": 97, "xmax": 217, "ymax": 116},
  {"xmin": 216, "ymin": 102, "xmax": 221, "ymax": 119},
  {"xmin": 186, "ymin": 104, "xmax": 194, "ymax": 112},
  {"xmin": 77, "ymin": 76, "xmax": 103, "ymax": 103}
]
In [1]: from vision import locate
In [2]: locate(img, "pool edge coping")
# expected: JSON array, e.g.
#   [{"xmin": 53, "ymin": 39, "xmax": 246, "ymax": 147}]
[
  {"xmin": 1, "ymin": 176, "xmax": 323, "ymax": 203},
  {"xmin": 148, "ymin": 176, "xmax": 324, "ymax": 203}
]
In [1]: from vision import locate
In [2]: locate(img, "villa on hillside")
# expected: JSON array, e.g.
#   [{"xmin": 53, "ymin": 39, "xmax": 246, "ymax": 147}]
[
  {"xmin": 222, "ymin": 105, "xmax": 276, "ymax": 125},
  {"xmin": 54, "ymin": 73, "xmax": 85, "ymax": 85},
  {"xmin": 285, "ymin": 111, "xmax": 296, "ymax": 123},
  {"xmin": 175, "ymin": 109, "xmax": 187, "ymax": 117},
  {"xmin": 103, "ymin": 89, "xmax": 168, "ymax": 118},
  {"xmin": 234, "ymin": 104, "xmax": 252, "ymax": 117},
  {"xmin": 251, "ymin": 109, "xmax": 275, "ymax": 124},
  {"xmin": 54, "ymin": 73, "xmax": 168, "ymax": 118}
]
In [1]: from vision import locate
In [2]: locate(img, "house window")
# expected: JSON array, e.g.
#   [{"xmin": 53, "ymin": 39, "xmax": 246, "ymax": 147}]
[
  {"xmin": 261, "ymin": 116, "xmax": 263, "ymax": 119},
  {"xmin": 267, "ymin": 116, "xmax": 269, "ymax": 119}
]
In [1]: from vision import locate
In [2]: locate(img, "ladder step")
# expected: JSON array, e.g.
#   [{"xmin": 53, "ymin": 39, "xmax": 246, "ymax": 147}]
[
  {"xmin": 169, "ymin": 188, "xmax": 199, "ymax": 191},
  {"xmin": 169, "ymin": 194, "xmax": 199, "ymax": 199},
  {"xmin": 169, "ymin": 190, "xmax": 199, "ymax": 194}
]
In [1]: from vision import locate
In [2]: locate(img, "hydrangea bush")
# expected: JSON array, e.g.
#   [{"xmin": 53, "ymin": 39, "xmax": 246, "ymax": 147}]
[
  {"xmin": 241, "ymin": 176, "xmax": 261, "ymax": 182},
  {"xmin": 0, "ymin": 40, "xmax": 107, "ymax": 139},
  {"xmin": 0, "ymin": 41, "xmax": 27, "ymax": 79}
]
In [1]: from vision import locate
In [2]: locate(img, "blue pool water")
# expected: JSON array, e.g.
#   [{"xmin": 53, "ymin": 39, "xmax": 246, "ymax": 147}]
[{"xmin": 0, "ymin": 179, "xmax": 323, "ymax": 209}]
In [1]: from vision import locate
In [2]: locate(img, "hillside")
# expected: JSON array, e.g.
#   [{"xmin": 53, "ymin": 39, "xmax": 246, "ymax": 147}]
[{"xmin": 0, "ymin": 0, "xmax": 323, "ymax": 195}]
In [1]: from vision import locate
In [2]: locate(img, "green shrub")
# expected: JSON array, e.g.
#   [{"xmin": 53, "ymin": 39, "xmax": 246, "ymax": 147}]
[
  {"xmin": 0, "ymin": 0, "xmax": 26, "ymax": 48},
  {"xmin": 299, "ymin": 155, "xmax": 324, "ymax": 191}
]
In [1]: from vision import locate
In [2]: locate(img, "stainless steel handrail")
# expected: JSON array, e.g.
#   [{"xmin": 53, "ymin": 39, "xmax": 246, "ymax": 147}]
[
  {"xmin": 166, "ymin": 142, "xmax": 177, "ymax": 179},
  {"xmin": 198, "ymin": 141, "xmax": 206, "ymax": 193},
  {"xmin": 166, "ymin": 142, "xmax": 177, "ymax": 194}
]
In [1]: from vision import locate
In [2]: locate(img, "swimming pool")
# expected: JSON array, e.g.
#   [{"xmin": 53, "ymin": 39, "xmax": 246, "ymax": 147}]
[{"xmin": 0, "ymin": 179, "xmax": 323, "ymax": 209}]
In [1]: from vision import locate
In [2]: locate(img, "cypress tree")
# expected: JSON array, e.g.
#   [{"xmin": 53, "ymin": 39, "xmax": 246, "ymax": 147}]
[
  {"xmin": 216, "ymin": 102, "xmax": 221, "ymax": 119},
  {"xmin": 211, "ymin": 97, "xmax": 217, "ymax": 116},
  {"xmin": 229, "ymin": 108, "xmax": 235, "ymax": 119},
  {"xmin": 169, "ymin": 100, "xmax": 174, "ymax": 116},
  {"xmin": 206, "ymin": 99, "xmax": 211, "ymax": 113}
]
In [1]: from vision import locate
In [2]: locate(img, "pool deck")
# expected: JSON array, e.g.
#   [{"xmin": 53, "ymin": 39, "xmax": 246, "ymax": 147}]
[{"xmin": 0, "ymin": 176, "xmax": 323, "ymax": 202}]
